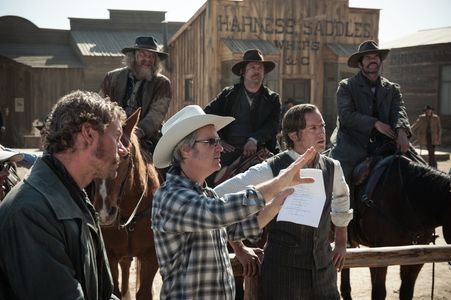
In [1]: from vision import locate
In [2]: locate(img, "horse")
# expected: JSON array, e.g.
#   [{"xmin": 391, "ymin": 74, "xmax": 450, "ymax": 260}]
[
  {"xmin": 92, "ymin": 109, "xmax": 160, "ymax": 300},
  {"xmin": 340, "ymin": 154, "xmax": 451, "ymax": 300}
]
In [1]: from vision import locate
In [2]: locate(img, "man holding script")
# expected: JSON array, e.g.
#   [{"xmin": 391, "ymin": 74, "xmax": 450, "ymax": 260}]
[{"xmin": 215, "ymin": 104, "xmax": 353, "ymax": 299}]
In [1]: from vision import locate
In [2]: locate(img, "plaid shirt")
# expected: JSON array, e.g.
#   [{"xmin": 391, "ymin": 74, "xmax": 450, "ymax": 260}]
[{"xmin": 152, "ymin": 167, "xmax": 264, "ymax": 300}]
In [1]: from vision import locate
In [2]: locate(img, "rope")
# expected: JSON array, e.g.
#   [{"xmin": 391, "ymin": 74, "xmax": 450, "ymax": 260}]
[{"xmin": 431, "ymin": 228, "xmax": 436, "ymax": 300}]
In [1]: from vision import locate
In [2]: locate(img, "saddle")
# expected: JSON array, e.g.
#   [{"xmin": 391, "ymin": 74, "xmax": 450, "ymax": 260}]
[
  {"xmin": 352, "ymin": 140, "xmax": 425, "ymax": 187},
  {"xmin": 212, "ymin": 148, "xmax": 273, "ymax": 186}
]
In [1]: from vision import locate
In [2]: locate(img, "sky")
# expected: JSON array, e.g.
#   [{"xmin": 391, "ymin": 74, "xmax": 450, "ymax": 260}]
[{"xmin": 1, "ymin": 0, "xmax": 450, "ymax": 44}]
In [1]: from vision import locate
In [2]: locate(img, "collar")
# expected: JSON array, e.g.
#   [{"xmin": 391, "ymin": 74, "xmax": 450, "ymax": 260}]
[
  {"xmin": 360, "ymin": 71, "xmax": 381, "ymax": 87},
  {"xmin": 286, "ymin": 149, "xmax": 320, "ymax": 168},
  {"xmin": 167, "ymin": 166, "xmax": 208, "ymax": 194}
]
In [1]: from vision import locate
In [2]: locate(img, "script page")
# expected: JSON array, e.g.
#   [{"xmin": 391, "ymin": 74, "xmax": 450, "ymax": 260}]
[{"xmin": 276, "ymin": 168, "xmax": 326, "ymax": 227}]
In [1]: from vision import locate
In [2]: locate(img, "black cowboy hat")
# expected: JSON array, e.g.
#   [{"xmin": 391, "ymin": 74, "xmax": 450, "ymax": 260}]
[
  {"xmin": 347, "ymin": 40, "xmax": 390, "ymax": 68},
  {"xmin": 121, "ymin": 36, "xmax": 168, "ymax": 61},
  {"xmin": 424, "ymin": 105, "xmax": 434, "ymax": 111},
  {"xmin": 231, "ymin": 49, "xmax": 276, "ymax": 76}
]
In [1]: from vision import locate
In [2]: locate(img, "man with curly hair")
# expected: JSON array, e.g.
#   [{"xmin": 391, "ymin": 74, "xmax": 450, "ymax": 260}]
[{"xmin": 0, "ymin": 90, "xmax": 128, "ymax": 299}]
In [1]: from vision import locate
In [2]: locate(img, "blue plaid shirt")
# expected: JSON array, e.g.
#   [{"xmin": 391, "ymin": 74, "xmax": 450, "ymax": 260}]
[{"xmin": 152, "ymin": 167, "xmax": 264, "ymax": 299}]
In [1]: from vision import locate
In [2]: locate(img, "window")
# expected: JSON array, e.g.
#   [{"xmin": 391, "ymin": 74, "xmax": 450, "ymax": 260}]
[
  {"xmin": 440, "ymin": 65, "xmax": 451, "ymax": 115},
  {"xmin": 184, "ymin": 78, "xmax": 193, "ymax": 102}
]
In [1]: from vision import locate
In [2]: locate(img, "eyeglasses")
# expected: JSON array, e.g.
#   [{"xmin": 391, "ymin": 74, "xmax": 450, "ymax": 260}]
[{"xmin": 194, "ymin": 138, "xmax": 221, "ymax": 147}]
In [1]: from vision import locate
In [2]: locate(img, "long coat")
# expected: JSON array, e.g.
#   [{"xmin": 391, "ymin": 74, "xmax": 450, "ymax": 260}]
[
  {"xmin": 330, "ymin": 71, "xmax": 411, "ymax": 182},
  {"xmin": 411, "ymin": 113, "xmax": 441, "ymax": 146},
  {"xmin": 0, "ymin": 158, "xmax": 115, "ymax": 300},
  {"xmin": 100, "ymin": 67, "xmax": 172, "ymax": 139},
  {"xmin": 204, "ymin": 83, "xmax": 280, "ymax": 153}
]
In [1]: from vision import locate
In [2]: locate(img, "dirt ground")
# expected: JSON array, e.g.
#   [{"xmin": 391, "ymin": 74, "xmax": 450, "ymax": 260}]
[{"xmin": 15, "ymin": 150, "xmax": 451, "ymax": 299}]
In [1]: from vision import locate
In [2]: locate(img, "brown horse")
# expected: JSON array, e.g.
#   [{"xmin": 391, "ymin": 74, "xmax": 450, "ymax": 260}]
[
  {"xmin": 341, "ymin": 155, "xmax": 451, "ymax": 300},
  {"xmin": 92, "ymin": 110, "xmax": 160, "ymax": 300}
]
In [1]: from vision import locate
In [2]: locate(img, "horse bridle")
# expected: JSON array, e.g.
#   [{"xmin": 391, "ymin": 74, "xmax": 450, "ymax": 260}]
[{"xmin": 114, "ymin": 136, "xmax": 150, "ymax": 231}]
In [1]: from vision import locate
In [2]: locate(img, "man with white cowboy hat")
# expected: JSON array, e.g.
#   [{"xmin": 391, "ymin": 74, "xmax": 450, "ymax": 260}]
[
  {"xmin": 330, "ymin": 40, "xmax": 414, "ymax": 190},
  {"xmin": 151, "ymin": 104, "xmax": 316, "ymax": 299},
  {"xmin": 205, "ymin": 49, "xmax": 280, "ymax": 168},
  {"xmin": 0, "ymin": 147, "xmax": 23, "ymax": 200},
  {"xmin": 101, "ymin": 36, "xmax": 172, "ymax": 154}
]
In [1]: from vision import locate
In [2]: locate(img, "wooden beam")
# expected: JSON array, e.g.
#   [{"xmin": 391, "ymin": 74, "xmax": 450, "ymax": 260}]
[
  {"xmin": 231, "ymin": 245, "xmax": 451, "ymax": 298},
  {"xmin": 343, "ymin": 245, "xmax": 451, "ymax": 268}
]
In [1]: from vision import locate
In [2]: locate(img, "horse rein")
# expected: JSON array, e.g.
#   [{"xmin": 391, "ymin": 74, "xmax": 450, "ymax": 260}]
[{"xmin": 114, "ymin": 136, "xmax": 150, "ymax": 231}]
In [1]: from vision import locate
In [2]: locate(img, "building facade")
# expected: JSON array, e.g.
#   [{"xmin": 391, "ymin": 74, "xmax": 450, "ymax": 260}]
[
  {"xmin": 167, "ymin": 0, "xmax": 380, "ymax": 137},
  {"xmin": 6, "ymin": 2, "xmax": 450, "ymax": 148},
  {"xmin": 383, "ymin": 27, "xmax": 451, "ymax": 146},
  {"xmin": 0, "ymin": 10, "xmax": 181, "ymax": 147}
]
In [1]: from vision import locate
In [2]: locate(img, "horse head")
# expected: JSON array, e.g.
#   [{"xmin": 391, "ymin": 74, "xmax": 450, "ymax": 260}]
[{"xmin": 93, "ymin": 109, "xmax": 141, "ymax": 226}]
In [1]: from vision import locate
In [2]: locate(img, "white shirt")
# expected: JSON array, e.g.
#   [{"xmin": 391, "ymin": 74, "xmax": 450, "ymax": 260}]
[{"xmin": 214, "ymin": 150, "xmax": 353, "ymax": 227}]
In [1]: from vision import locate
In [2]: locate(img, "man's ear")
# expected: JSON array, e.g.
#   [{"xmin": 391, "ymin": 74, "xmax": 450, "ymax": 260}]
[
  {"xmin": 80, "ymin": 123, "xmax": 97, "ymax": 145},
  {"xmin": 287, "ymin": 131, "xmax": 298, "ymax": 143},
  {"xmin": 179, "ymin": 143, "xmax": 191, "ymax": 160}
]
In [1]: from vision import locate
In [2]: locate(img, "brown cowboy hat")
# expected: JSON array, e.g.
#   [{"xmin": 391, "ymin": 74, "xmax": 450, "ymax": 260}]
[
  {"xmin": 121, "ymin": 36, "xmax": 169, "ymax": 61},
  {"xmin": 231, "ymin": 49, "xmax": 276, "ymax": 76},
  {"xmin": 347, "ymin": 40, "xmax": 390, "ymax": 68}
]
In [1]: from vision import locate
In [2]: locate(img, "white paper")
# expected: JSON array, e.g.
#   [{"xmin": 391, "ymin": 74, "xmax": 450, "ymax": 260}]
[{"xmin": 276, "ymin": 168, "xmax": 326, "ymax": 227}]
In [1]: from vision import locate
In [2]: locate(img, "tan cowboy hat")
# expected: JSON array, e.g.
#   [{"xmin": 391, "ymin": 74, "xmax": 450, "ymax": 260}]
[
  {"xmin": 347, "ymin": 40, "xmax": 390, "ymax": 68},
  {"xmin": 121, "ymin": 36, "xmax": 169, "ymax": 61},
  {"xmin": 232, "ymin": 49, "xmax": 276, "ymax": 76},
  {"xmin": 0, "ymin": 148, "xmax": 24, "ymax": 163},
  {"xmin": 153, "ymin": 105, "xmax": 234, "ymax": 168}
]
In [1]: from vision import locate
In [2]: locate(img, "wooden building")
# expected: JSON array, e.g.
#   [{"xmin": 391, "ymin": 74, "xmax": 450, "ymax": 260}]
[
  {"xmin": 167, "ymin": 0, "xmax": 380, "ymax": 136},
  {"xmin": 0, "ymin": 10, "xmax": 182, "ymax": 147},
  {"xmin": 0, "ymin": 16, "xmax": 84, "ymax": 147},
  {"xmin": 382, "ymin": 27, "xmax": 451, "ymax": 146}
]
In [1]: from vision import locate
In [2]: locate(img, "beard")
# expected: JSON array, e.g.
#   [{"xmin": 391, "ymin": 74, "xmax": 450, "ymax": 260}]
[
  {"xmin": 362, "ymin": 62, "xmax": 380, "ymax": 75},
  {"xmin": 93, "ymin": 139, "xmax": 120, "ymax": 179},
  {"xmin": 132, "ymin": 62, "xmax": 157, "ymax": 81}
]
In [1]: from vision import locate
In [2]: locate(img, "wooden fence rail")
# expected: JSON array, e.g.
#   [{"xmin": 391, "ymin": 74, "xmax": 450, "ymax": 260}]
[{"xmin": 231, "ymin": 244, "xmax": 451, "ymax": 300}]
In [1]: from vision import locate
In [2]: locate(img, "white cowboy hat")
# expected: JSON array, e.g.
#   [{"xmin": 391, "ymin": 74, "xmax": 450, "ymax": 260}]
[
  {"xmin": 0, "ymin": 148, "xmax": 24, "ymax": 163},
  {"xmin": 153, "ymin": 105, "xmax": 234, "ymax": 168}
]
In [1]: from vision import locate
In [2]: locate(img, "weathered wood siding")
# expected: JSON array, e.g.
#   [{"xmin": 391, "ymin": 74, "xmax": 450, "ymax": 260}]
[
  {"xmin": 0, "ymin": 56, "xmax": 83, "ymax": 147},
  {"xmin": 384, "ymin": 43, "xmax": 451, "ymax": 145},
  {"xmin": 168, "ymin": 0, "xmax": 379, "ymax": 128},
  {"xmin": 167, "ymin": 5, "xmax": 208, "ymax": 117}
]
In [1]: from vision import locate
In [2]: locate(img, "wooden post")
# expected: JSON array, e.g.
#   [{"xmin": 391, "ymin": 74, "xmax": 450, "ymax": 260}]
[{"xmin": 230, "ymin": 254, "xmax": 259, "ymax": 300}]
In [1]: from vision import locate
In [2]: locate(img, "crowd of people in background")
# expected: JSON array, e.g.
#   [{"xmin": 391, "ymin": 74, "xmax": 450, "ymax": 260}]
[{"xmin": 0, "ymin": 36, "xmax": 447, "ymax": 300}]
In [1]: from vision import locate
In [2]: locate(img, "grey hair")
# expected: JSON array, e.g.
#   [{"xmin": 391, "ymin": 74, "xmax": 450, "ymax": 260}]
[
  {"xmin": 122, "ymin": 51, "xmax": 163, "ymax": 75},
  {"xmin": 171, "ymin": 131, "xmax": 198, "ymax": 166}
]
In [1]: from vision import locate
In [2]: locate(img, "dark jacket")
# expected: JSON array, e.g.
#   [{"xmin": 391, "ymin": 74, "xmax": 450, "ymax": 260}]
[
  {"xmin": 0, "ymin": 158, "xmax": 115, "ymax": 300},
  {"xmin": 204, "ymin": 83, "xmax": 280, "ymax": 153},
  {"xmin": 330, "ymin": 71, "xmax": 411, "ymax": 181},
  {"xmin": 100, "ymin": 67, "xmax": 172, "ymax": 139}
]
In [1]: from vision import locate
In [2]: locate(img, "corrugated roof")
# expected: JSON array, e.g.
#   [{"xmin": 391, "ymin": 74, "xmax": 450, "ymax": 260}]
[
  {"xmin": 0, "ymin": 43, "xmax": 83, "ymax": 68},
  {"xmin": 327, "ymin": 43, "xmax": 359, "ymax": 57},
  {"xmin": 223, "ymin": 38, "xmax": 280, "ymax": 54},
  {"xmin": 71, "ymin": 31, "xmax": 165, "ymax": 56},
  {"xmin": 382, "ymin": 27, "xmax": 451, "ymax": 49}
]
